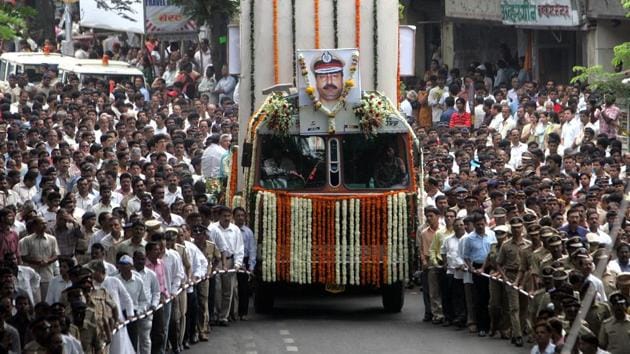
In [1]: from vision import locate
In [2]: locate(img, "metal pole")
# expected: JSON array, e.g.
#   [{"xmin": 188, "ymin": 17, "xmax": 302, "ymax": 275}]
[{"xmin": 64, "ymin": 3, "xmax": 72, "ymax": 43}]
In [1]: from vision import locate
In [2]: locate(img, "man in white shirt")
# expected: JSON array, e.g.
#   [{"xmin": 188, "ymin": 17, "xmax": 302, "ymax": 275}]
[
  {"xmin": 133, "ymin": 251, "xmax": 160, "ymax": 354},
  {"xmin": 194, "ymin": 39, "xmax": 212, "ymax": 74},
  {"xmin": 4, "ymin": 251, "xmax": 41, "ymax": 305},
  {"xmin": 209, "ymin": 205, "xmax": 244, "ymax": 326},
  {"xmin": 201, "ymin": 134, "xmax": 227, "ymax": 179},
  {"xmin": 428, "ymin": 74, "xmax": 449, "ymax": 124},
  {"xmin": 560, "ymin": 107, "xmax": 581, "ymax": 150},
  {"xmin": 116, "ymin": 254, "xmax": 147, "ymax": 352},
  {"xmin": 489, "ymin": 104, "xmax": 516, "ymax": 139},
  {"xmin": 162, "ymin": 59, "xmax": 179, "ymax": 87},
  {"xmin": 508, "ymin": 128, "xmax": 528, "ymax": 169}
]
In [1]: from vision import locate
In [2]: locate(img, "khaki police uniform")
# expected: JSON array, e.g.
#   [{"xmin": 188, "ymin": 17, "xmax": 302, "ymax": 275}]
[{"xmin": 497, "ymin": 236, "xmax": 531, "ymax": 338}]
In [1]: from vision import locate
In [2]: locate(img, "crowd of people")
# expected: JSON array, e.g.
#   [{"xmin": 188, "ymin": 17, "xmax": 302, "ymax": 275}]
[
  {"xmin": 1, "ymin": 16, "xmax": 629, "ymax": 354},
  {"xmin": 0, "ymin": 32, "xmax": 258, "ymax": 354},
  {"xmin": 407, "ymin": 59, "xmax": 630, "ymax": 354}
]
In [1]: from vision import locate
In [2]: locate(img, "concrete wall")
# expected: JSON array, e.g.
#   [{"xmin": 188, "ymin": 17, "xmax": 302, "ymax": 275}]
[{"xmin": 586, "ymin": 21, "xmax": 630, "ymax": 71}]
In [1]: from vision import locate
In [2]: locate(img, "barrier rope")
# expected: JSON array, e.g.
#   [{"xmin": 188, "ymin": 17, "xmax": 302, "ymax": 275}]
[{"xmin": 107, "ymin": 269, "xmax": 252, "ymax": 336}]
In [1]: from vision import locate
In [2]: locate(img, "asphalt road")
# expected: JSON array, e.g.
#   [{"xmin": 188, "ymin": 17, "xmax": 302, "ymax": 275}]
[{"xmin": 187, "ymin": 288, "xmax": 531, "ymax": 354}]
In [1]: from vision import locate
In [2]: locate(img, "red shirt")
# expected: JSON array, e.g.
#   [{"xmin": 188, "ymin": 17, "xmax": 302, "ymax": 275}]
[
  {"xmin": 0, "ymin": 230, "xmax": 19, "ymax": 259},
  {"xmin": 449, "ymin": 111, "xmax": 472, "ymax": 128}
]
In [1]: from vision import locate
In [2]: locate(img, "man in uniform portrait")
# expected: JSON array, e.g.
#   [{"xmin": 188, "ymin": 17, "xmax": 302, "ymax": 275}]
[{"xmin": 312, "ymin": 51, "xmax": 344, "ymax": 106}]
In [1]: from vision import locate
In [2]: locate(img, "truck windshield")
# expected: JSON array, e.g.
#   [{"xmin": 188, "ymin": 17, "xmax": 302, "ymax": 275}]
[
  {"xmin": 259, "ymin": 135, "xmax": 326, "ymax": 190},
  {"xmin": 342, "ymin": 134, "xmax": 409, "ymax": 189}
]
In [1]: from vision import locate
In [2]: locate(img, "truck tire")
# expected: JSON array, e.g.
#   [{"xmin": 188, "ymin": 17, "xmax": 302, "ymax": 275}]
[
  {"xmin": 254, "ymin": 282, "xmax": 275, "ymax": 314},
  {"xmin": 382, "ymin": 281, "xmax": 404, "ymax": 313}
]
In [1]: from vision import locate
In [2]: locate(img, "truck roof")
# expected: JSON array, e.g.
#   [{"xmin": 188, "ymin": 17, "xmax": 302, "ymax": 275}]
[
  {"xmin": 0, "ymin": 52, "xmax": 68, "ymax": 66},
  {"xmin": 58, "ymin": 59, "xmax": 143, "ymax": 76}
]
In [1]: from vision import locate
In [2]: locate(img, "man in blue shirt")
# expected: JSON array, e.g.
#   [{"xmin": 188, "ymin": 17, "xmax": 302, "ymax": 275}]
[
  {"xmin": 559, "ymin": 208, "xmax": 588, "ymax": 242},
  {"xmin": 440, "ymin": 96, "xmax": 456, "ymax": 124},
  {"xmin": 462, "ymin": 212, "xmax": 496, "ymax": 337}
]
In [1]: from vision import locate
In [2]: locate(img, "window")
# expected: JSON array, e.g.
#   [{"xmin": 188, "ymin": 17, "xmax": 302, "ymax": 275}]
[
  {"xmin": 0, "ymin": 60, "xmax": 6, "ymax": 82},
  {"xmin": 259, "ymin": 135, "xmax": 326, "ymax": 190},
  {"xmin": 342, "ymin": 134, "xmax": 409, "ymax": 189}
]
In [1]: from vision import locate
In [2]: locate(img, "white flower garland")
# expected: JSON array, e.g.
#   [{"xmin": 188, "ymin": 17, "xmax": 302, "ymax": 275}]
[
  {"xmin": 335, "ymin": 201, "xmax": 341, "ymax": 285},
  {"xmin": 401, "ymin": 193, "xmax": 409, "ymax": 281},
  {"xmin": 354, "ymin": 198, "xmax": 361, "ymax": 285},
  {"xmin": 348, "ymin": 199, "xmax": 355, "ymax": 285},
  {"xmin": 271, "ymin": 193, "xmax": 277, "ymax": 281},
  {"xmin": 306, "ymin": 198, "xmax": 313, "ymax": 284},
  {"xmin": 254, "ymin": 192, "xmax": 263, "ymax": 280},
  {"xmin": 393, "ymin": 193, "xmax": 400, "ymax": 282},
  {"xmin": 298, "ymin": 197, "xmax": 304, "ymax": 284},
  {"xmin": 341, "ymin": 199, "xmax": 347, "ymax": 285},
  {"xmin": 261, "ymin": 192, "xmax": 269, "ymax": 281},
  {"xmin": 386, "ymin": 194, "xmax": 393, "ymax": 284},
  {"xmin": 289, "ymin": 197, "xmax": 300, "ymax": 282}
]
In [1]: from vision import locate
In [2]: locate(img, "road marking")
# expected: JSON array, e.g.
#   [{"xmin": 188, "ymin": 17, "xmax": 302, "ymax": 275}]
[
  {"xmin": 245, "ymin": 351, "xmax": 258, "ymax": 354},
  {"xmin": 279, "ymin": 329, "xmax": 290, "ymax": 336},
  {"xmin": 283, "ymin": 338, "xmax": 295, "ymax": 344},
  {"xmin": 411, "ymin": 292, "xmax": 418, "ymax": 295},
  {"xmin": 245, "ymin": 342, "xmax": 256, "ymax": 348},
  {"xmin": 286, "ymin": 346, "xmax": 299, "ymax": 352}
]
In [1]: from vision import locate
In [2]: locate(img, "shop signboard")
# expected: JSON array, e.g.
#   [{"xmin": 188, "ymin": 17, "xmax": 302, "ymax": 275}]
[{"xmin": 501, "ymin": 0, "xmax": 580, "ymax": 27}]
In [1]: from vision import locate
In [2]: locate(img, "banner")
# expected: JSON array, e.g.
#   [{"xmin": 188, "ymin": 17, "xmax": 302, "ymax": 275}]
[
  {"xmin": 145, "ymin": 0, "xmax": 197, "ymax": 37},
  {"xmin": 501, "ymin": 0, "xmax": 580, "ymax": 27},
  {"xmin": 79, "ymin": 0, "xmax": 145, "ymax": 34}
]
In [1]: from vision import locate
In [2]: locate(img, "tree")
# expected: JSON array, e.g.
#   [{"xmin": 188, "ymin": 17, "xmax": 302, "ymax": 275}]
[
  {"xmin": 171, "ymin": 0, "xmax": 239, "ymax": 71},
  {"xmin": 94, "ymin": 0, "xmax": 143, "ymax": 22},
  {"xmin": 571, "ymin": 0, "xmax": 630, "ymax": 99},
  {"xmin": 0, "ymin": 3, "xmax": 36, "ymax": 41}
]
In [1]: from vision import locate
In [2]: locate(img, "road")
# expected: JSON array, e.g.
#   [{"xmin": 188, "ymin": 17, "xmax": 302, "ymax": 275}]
[{"xmin": 187, "ymin": 288, "xmax": 531, "ymax": 354}]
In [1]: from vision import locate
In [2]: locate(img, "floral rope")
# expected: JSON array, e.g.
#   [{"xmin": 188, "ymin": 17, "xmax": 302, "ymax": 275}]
[
  {"xmin": 372, "ymin": 0, "xmax": 378, "ymax": 90},
  {"xmin": 314, "ymin": 0, "xmax": 320, "ymax": 49},
  {"xmin": 340, "ymin": 199, "xmax": 350, "ymax": 284},
  {"xmin": 249, "ymin": 0, "xmax": 256, "ymax": 114},
  {"xmin": 272, "ymin": 0, "xmax": 280, "ymax": 84},
  {"xmin": 335, "ymin": 201, "xmax": 341, "ymax": 284},
  {"xmin": 355, "ymin": 0, "xmax": 361, "ymax": 48},
  {"xmin": 291, "ymin": 0, "xmax": 297, "ymax": 86},
  {"xmin": 387, "ymin": 194, "xmax": 393, "ymax": 284},
  {"xmin": 333, "ymin": 0, "xmax": 339, "ymax": 48}
]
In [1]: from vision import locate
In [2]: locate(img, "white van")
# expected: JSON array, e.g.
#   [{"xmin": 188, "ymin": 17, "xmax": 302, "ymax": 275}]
[
  {"xmin": 0, "ymin": 52, "xmax": 70, "ymax": 87},
  {"xmin": 58, "ymin": 58, "xmax": 145, "ymax": 87}
]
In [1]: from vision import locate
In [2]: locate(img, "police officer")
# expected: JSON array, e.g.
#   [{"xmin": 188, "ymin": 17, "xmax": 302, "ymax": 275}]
[
  {"xmin": 496, "ymin": 217, "xmax": 531, "ymax": 347},
  {"xmin": 598, "ymin": 292, "xmax": 630, "ymax": 353}
]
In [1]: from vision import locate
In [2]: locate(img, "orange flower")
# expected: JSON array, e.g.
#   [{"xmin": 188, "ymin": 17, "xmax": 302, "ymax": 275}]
[
  {"xmin": 314, "ymin": 0, "xmax": 320, "ymax": 49},
  {"xmin": 355, "ymin": 0, "xmax": 361, "ymax": 48},
  {"xmin": 273, "ymin": 0, "xmax": 280, "ymax": 84}
]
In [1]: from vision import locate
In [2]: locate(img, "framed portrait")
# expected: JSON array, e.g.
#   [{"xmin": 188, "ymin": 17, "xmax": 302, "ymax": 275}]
[{"xmin": 296, "ymin": 48, "xmax": 362, "ymax": 135}]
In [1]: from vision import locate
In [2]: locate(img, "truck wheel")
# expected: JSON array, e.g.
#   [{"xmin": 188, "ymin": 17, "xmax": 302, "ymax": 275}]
[
  {"xmin": 382, "ymin": 281, "xmax": 404, "ymax": 313},
  {"xmin": 254, "ymin": 282, "xmax": 275, "ymax": 314}
]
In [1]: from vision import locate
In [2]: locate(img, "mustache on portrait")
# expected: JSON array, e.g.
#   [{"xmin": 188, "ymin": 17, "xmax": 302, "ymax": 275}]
[{"xmin": 323, "ymin": 84, "xmax": 338, "ymax": 90}]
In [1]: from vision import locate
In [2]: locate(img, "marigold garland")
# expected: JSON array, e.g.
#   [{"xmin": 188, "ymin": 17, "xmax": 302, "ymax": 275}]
[
  {"xmin": 272, "ymin": 0, "xmax": 280, "ymax": 84},
  {"xmin": 355, "ymin": 0, "xmax": 361, "ymax": 48},
  {"xmin": 226, "ymin": 146, "xmax": 238, "ymax": 208},
  {"xmin": 314, "ymin": 0, "xmax": 320, "ymax": 49},
  {"xmin": 254, "ymin": 190, "xmax": 414, "ymax": 286}
]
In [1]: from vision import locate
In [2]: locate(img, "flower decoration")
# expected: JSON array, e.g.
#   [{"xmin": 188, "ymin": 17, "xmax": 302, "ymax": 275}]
[
  {"xmin": 353, "ymin": 93, "xmax": 388, "ymax": 138},
  {"xmin": 262, "ymin": 93, "xmax": 294, "ymax": 136}
]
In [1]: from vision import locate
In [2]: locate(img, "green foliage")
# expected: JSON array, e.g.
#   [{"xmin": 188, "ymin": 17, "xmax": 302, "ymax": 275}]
[
  {"xmin": 571, "ymin": 65, "xmax": 630, "ymax": 99},
  {"xmin": 0, "ymin": 4, "xmax": 36, "ymax": 40},
  {"xmin": 623, "ymin": 0, "xmax": 630, "ymax": 16},
  {"xmin": 170, "ymin": 0, "xmax": 239, "ymax": 27}
]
